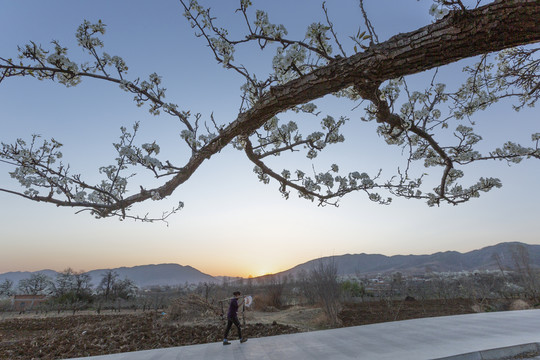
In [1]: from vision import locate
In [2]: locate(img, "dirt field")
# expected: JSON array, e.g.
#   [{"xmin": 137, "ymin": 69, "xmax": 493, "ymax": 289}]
[{"xmin": 0, "ymin": 298, "xmax": 533, "ymax": 360}]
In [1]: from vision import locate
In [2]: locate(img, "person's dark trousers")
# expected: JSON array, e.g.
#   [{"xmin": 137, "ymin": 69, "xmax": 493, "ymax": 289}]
[{"xmin": 224, "ymin": 316, "xmax": 242, "ymax": 340}]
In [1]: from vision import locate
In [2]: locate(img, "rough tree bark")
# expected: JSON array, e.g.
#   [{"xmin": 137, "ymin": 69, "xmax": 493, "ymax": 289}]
[
  {"xmin": 1, "ymin": 0, "xmax": 539, "ymax": 218},
  {"xmin": 136, "ymin": 0, "xmax": 539, "ymax": 211}
]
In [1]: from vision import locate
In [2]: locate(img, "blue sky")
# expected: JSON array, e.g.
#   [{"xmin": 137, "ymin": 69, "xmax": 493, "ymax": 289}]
[{"xmin": 0, "ymin": 0, "xmax": 538, "ymax": 277}]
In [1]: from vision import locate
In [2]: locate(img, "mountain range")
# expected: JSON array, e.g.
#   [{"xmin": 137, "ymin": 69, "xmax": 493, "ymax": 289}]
[
  {"xmin": 1, "ymin": 242, "xmax": 538, "ymax": 288},
  {"xmin": 0, "ymin": 264, "xmax": 216, "ymax": 289},
  {"xmin": 275, "ymin": 241, "xmax": 540, "ymax": 279}
]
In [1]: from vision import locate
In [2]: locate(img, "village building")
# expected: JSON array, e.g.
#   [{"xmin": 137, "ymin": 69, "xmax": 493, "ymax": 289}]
[{"xmin": 11, "ymin": 294, "xmax": 48, "ymax": 312}]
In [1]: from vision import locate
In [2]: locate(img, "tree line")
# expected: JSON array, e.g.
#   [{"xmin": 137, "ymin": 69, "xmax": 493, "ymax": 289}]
[
  {"xmin": 1, "ymin": 246, "xmax": 538, "ymax": 324},
  {"xmin": 0, "ymin": 269, "xmax": 137, "ymax": 313}
]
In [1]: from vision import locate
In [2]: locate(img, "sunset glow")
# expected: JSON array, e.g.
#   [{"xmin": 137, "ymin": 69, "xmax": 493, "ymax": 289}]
[{"xmin": 0, "ymin": 0, "xmax": 538, "ymax": 278}]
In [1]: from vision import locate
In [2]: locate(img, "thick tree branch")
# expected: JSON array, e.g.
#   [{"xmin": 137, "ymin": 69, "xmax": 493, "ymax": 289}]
[
  {"xmin": 96, "ymin": 0, "xmax": 540, "ymax": 215},
  {"xmin": 1, "ymin": 0, "xmax": 539, "ymax": 217}
]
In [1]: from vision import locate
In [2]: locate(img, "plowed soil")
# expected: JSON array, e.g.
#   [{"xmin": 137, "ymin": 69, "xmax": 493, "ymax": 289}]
[
  {"xmin": 0, "ymin": 298, "xmax": 525, "ymax": 360},
  {"xmin": 339, "ymin": 298, "xmax": 477, "ymax": 326},
  {"xmin": 0, "ymin": 312, "xmax": 298, "ymax": 359}
]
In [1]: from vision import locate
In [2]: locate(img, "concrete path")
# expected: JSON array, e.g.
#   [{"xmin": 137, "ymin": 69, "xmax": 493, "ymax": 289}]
[{"xmin": 67, "ymin": 309, "xmax": 540, "ymax": 360}]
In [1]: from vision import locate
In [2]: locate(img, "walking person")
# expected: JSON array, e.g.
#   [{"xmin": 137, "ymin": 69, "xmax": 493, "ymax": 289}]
[{"xmin": 223, "ymin": 291, "xmax": 248, "ymax": 345}]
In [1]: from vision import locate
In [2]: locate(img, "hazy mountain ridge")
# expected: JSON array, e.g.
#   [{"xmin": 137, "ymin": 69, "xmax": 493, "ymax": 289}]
[
  {"xmin": 0, "ymin": 270, "xmax": 58, "ymax": 286},
  {"xmin": 0, "ymin": 264, "xmax": 216, "ymax": 289},
  {"xmin": 85, "ymin": 263, "xmax": 216, "ymax": 287},
  {"xmin": 275, "ymin": 242, "xmax": 540, "ymax": 278},
  {"xmin": 1, "ymin": 242, "xmax": 538, "ymax": 288}
]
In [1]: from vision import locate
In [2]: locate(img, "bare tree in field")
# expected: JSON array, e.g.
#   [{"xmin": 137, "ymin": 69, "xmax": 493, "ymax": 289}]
[
  {"xmin": 52, "ymin": 268, "xmax": 93, "ymax": 312},
  {"xmin": 97, "ymin": 270, "xmax": 119, "ymax": 301},
  {"xmin": 511, "ymin": 244, "xmax": 539, "ymax": 299},
  {"xmin": 265, "ymin": 275, "xmax": 287, "ymax": 309},
  {"xmin": 0, "ymin": 1, "xmax": 538, "ymax": 221},
  {"xmin": 310, "ymin": 258, "xmax": 341, "ymax": 326},
  {"xmin": 0, "ymin": 279, "xmax": 14, "ymax": 297},
  {"xmin": 296, "ymin": 269, "xmax": 317, "ymax": 305},
  {"xmin": 17, "ymin": 273, "xmax": 53, "ymax": 295}
]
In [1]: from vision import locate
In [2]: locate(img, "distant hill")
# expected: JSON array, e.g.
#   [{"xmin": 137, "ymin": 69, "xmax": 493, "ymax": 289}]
[
  {"xmin": 0, "ymin": 269, "xmax": 58, "ymax": 286},
  {"xmin": 86, "ymin": 263, "xmax": 216, "ymax": 287},
  {"xmin": 0, "ymin": 263, "xmax": 216, "ymax": 289},
  {"xmin": 273, "ymin": 242, "xmax": 540, "ymax": 278},
  {"xmin": 2, "ymin": 242, "xmax": 539, "ymax": 290}
]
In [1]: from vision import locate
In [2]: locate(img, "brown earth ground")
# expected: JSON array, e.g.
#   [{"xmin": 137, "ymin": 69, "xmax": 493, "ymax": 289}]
[{"xmin": 0, "ymin": 298, "xmax": 535, "ymax": 360}]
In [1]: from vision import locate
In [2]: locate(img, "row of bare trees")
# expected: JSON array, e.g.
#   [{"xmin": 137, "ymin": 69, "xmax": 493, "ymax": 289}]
[
  {"xmin": 187, "ymin": 259, "xmax": 344, "ymax": 326},
  {"xmin": 2, "ymin": 246, "xmax": 538, "ymax": 322},
  {"xmin": 188, "ymin": 249, "xmax": 540, "ymax": 326},
  {"xmin": 0, "ymin": 269, "xmax": 138, "ymax": 313}
]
